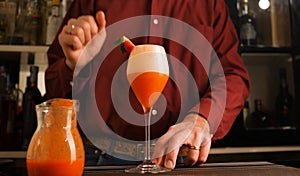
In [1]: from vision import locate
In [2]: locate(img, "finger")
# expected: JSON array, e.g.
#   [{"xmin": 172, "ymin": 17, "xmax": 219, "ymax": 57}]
[
  {"xmin": 183, "ymin": 146, "xmax": 200, "ymax": 166},
  {"xmin": 59, "ymin": 26, "xmax": 83, "ymax": 50},
  {"xmin": 182, "ymin": 128, "xmax": 202, "ymax": 166},
  {"xmin": 161, "ymin": 128, "xmax": 185, "ymax": 169},
  {"xmin": 95, "ymin": 10, "xmax": 106, "ymax": 31},
  {"xmin": 152, "ymin": 125, "xmax": 185, "ymax": 168},
  {"xmin": 68, "ymin": 15, "xmax": 99, "ymax": 45},
  {"xmin": 64, "ymin": 19, "xmax": 86, "ymax": 47},
  {"xmin": 59, "ymin": 30, "xmax": 83, "ymax": 49},
  {"xmin": 74, "ymin": 23, "xmax": 90, "ymax": 44},
  {"xmin": 152, "ymin": 155, "xmax": 165, "ymax": 167},
  {"xmin": 163, "ymin": 147, "xmax": 180, "ymax": 169},
  {"xmin": 152, "ymin": 125, "xmax": 177, "ymax": 159},
  {"xmin": 152, "ymin": 136, "xmax": 168, "ymax": 165},
  {"xmin": 77, "ymin": 15, "xmax": 100, "ymax": 37},
  {"xmin": 197, "ymin": 140, "xmax": 211, "ymax": 165},
  {"xmin": 72, "ymin": 25, "xmax": 87, "ymax": 45}
]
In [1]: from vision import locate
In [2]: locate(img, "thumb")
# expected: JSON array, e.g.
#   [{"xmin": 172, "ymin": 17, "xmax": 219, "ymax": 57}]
[{"xmin": 95, "ymin": 10, "xmax": 106, "ymax": 32}]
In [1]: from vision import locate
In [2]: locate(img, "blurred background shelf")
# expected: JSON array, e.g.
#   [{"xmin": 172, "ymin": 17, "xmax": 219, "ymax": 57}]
[
  {"xmin": 0, "ymin": 45, "xmax": 48, "ymax": 97},
  {"xmin": 0, "ymin": 45, "xmax": 48, "ymax": 53}
]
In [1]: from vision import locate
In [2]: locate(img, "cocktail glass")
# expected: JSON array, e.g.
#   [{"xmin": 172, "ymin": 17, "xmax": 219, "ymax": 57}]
[{"xmin": 125, "ymin": 44, "xmax": 170, "ymax": 173}]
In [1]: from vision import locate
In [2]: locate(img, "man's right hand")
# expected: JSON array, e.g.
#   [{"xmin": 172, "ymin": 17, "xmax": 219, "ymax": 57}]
[{"xmin": 58, "ymin": 11, "xmax": 106, "ymax": 71}]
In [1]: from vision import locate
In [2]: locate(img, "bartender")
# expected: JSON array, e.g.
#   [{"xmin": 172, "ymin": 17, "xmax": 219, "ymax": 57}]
[{"xmin": 45, "ymin": 0, "xmax": 250, "ymax": 170}]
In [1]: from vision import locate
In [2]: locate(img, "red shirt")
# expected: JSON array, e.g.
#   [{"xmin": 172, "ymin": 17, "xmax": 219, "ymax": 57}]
[{"xmin": 45, "ymin": 0, "xmax": 250, "ymax": 141}]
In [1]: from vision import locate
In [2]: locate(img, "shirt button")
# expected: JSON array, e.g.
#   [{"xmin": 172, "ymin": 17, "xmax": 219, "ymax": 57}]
[
  {"xmin": 152, "ymin": 109, "xmax": 158, "ymax": 116},
  {"xmin": 153, "ymin": 19, "xmax": 158, "ymax": 25},
  {"xmin": 94, "ymin": 150, "xmax": 99, "ymax": 154}
]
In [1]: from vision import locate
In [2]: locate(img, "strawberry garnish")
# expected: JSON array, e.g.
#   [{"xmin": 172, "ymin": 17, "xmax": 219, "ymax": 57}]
[{"xmin": 114, "ymin": 36, "xmax": 135, "ymax": 53}]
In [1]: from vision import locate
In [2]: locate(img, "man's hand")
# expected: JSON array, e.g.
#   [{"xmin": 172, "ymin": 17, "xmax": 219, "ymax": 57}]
[
  {"xmin": 152, "ymin": 113, "xmax": 212, "ymax": 169},
  {"xmin": 58, "ymin": 11, "xmax": 106, "ymax": 71}
]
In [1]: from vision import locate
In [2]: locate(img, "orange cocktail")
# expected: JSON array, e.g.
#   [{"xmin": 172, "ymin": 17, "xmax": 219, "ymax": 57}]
[
  {"xmin": 128, "ymin": 71, "xmax": 169, "ymax": 112},
  {"xmin": 126, "ymin": 43, "xmax": 170, "ymax": 173},
  {"xmin": 127, "ymin": 44, "xmax": 169, "ymax": 112}
]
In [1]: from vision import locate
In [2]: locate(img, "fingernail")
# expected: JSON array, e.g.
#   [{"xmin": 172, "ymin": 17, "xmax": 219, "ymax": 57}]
[{"xmin": 165, "ymin": 160, "xmax": 173, "ymax": 169}]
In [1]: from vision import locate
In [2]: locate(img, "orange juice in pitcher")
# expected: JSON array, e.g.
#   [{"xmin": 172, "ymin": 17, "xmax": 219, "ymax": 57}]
[{"xmin": 26, "ymin": 98, "xmax": 84, "ymax": 176}]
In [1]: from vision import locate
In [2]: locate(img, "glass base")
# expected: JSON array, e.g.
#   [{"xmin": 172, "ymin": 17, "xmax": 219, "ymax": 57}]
[{"xmin": 125, "ymin": 161, "xmax": 171, "ymax": 174}]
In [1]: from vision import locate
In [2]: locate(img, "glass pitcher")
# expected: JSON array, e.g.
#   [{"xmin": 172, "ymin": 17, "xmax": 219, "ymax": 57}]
[{"xmin": 26, "ymin": 98, "xmax": 85, "ymax": 176}]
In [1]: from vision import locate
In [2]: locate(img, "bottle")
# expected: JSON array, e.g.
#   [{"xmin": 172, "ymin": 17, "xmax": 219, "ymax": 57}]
[
  {"xmin": 60, "ymin": 0, "xmax": 73, "ymax": 17},
  {"xmin": 275, "ymin": 68, "xmax": 294, "ymax": 126},
  {"xmin": 238, "ymin": 0, "xmax": 257, "ymax": 46},
  {"xmin": 46, "ymin": 0, "xmax": 62, "ymax": 45},
  {"xmin": 41, "ymin": 0, "xmax": 50, "ymax": 44},
  {"xmin": 250, "ymin": 99, "xmax": 269, "ymax": 128},
  {"xmin": 4, "ymin": 0, "xmax": 17, "ymax": 44},
  {"xmin": 21, "ymin": 65, "xmax": 42, "ymax": 150},
  {"xmin": 24, "ymin": 0, "xmax": 43, "ymax": 45},
  {"xmin": 0, "ymin": 66, "xmax": 17, "ymax": 149},
  {"xmin": 13, "ymin": 83, "xmax": 24, "ymax": 149},
  {"xmin": 15, "ymin": 0, "xmax": 28, "ymax": 43}
]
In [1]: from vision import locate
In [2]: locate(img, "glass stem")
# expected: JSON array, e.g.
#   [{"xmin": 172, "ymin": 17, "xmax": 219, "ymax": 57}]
[{"xmin": 144, "ymin": 107, "xmax": 152, "ymax": 162}]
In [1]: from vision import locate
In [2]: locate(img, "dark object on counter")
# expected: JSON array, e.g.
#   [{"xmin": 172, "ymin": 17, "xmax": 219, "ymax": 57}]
[
  {"xmin": 0, "ymin": 159, "xmax": 14, "ymax": 166},
  {"xmin": 21, "ymin": 65, "xmax": 42, "ymax": 150},
  {"xmin": 248, "ymin": 99, "xmax": 270, "ymax": 128}
]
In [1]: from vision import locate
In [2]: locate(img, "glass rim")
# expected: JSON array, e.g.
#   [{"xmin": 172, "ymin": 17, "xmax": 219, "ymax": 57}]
[{"xmin": 35, "ymin": 98, "xmax": 79, "ymax": 110}]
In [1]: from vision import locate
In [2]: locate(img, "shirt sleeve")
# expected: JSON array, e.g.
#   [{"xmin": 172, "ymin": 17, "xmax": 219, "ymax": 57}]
[{"xmin": 190, "ymin": 0, "xmax": 250, "ymax": 141}]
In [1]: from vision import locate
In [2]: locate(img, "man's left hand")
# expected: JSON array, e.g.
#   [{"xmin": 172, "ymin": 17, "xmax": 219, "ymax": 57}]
[{"xmin": 152, "ymin": 113, "xmax": 212, "ymax": 169}]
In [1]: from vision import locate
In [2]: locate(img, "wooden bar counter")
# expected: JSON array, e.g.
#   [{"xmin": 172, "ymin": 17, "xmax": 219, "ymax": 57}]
[
  {"xmin": 1, "ymin": 159, "xmax": 299, "ymax": 176},
  {"xmin": 83, "ymin": 162, "xmax": 300, "ymax": 176},
  {"xmin": 1, "ymin": 146, "xmax": 300, "ymax": 175}
]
